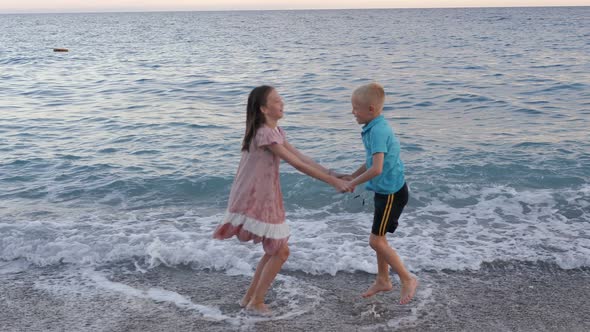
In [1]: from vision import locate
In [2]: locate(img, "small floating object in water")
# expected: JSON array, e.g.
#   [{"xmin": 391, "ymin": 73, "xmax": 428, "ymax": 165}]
[{"xmin": 53, "ymin": 48, "xmax": 69, "ymax": 52}]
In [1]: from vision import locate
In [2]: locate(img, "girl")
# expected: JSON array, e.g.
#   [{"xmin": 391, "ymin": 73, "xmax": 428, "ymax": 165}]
[{"xmin": 213, "ymin": 85, "xmax": 351, "ymax": 314}]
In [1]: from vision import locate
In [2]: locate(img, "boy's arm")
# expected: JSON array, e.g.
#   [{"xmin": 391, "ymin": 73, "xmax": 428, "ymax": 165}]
[
  {"xmin": 349, "ymin": 153, "xmax": 384, "ymax": 188},
  {"xmin": 350, "ymin": 164, "xmax": 367, "ymax": 178},
  {"xmin": 334, "ymin": 164, "xmax": 366, "ymax": 180}
]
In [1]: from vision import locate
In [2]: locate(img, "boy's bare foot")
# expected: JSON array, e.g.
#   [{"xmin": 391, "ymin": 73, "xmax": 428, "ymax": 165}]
[
  {"xmin": 246, "ymin": 301, "xmax": 271, "ymax": 315},
  {"xmin": 400, "ymin": 277, "xmax": 418, "ymax": 304},
  {"xmin": 362, "ymin": 279, "xmax": 393, "ymax": 298}
]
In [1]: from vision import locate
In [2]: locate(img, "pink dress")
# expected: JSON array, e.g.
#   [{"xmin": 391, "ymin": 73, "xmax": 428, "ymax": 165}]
[{"xmin": 212, "ymin": 125, "xmax": 289, "ymax": 255}]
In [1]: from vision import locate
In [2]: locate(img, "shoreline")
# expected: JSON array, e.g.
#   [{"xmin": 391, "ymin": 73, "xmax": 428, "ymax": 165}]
[{"xmin": 1, "ymin": 261, "xmax": 589, "ymax": 331}]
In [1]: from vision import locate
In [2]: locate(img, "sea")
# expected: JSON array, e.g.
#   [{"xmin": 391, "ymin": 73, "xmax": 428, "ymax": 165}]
[{"xmin": 1, "ymin": 6, "xmax": 589, "ymax": 331}]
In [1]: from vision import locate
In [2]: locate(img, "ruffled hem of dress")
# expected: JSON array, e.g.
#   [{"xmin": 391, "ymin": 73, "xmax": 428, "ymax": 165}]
[{"xmin": 212, "ymin": 212, "xmax": 289, "ymax": 255}]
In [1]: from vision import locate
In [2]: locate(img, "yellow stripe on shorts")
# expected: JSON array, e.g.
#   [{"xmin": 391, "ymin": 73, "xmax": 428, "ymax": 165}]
[{"xmin": 379, "ymin": 194, "xmax": 394, "ymax": 236}]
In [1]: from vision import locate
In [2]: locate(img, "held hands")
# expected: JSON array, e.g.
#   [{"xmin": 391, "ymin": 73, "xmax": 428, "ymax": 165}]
[
  {"xmin": 332, "ymin": 177, "xmax": 355, "ymax": 193},
  {"xmin": 327, "ymin": 170, "xmax": 355, "ymax": 193}
]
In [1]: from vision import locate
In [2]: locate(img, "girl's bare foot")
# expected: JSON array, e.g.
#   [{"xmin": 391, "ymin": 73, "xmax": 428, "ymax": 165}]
[
  {"xmin": 362, "ymin": 279, "xmax": 393, "ymax": 298},
  {"xmin": 239, "ymin": 297, "xmax": 250, "ymax": 308},
  {"xmin": 246, "ymin": 301, "xmax": 271, "ymax": 315},
  {"xmin": 400, "ymin": 277, "xmax": 418, "ymax": 304}
]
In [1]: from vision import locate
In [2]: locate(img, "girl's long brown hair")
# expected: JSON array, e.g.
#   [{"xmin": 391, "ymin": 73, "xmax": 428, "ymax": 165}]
[{"xmin": 241, "ymin": 85, "xmax": 274, "ymax": 151}]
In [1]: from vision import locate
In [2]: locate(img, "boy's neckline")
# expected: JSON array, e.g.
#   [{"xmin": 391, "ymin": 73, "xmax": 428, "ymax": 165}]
[{"xmin": 362, "ymin": 115, "xmax": 385, "ymax": 132}]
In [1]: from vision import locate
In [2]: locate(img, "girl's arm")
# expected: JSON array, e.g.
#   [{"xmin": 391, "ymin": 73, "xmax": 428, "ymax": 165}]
[
  {"xmin": 283, "ymin": 141, "xmax": 330, "ymax": 174},
  {"xmin": 349, "ymin": 153, "xmax": 383, "ymax": 188},
  {"xmin": 267, "ymin": 144, "xmax": 352, "ymax": 192},
  {"xmin": 283, "ymin": 141, "xmax": 352, "ymax": 178}
]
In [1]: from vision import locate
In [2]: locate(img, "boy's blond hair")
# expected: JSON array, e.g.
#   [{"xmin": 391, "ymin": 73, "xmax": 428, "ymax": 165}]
[{"xmin": 353, "ymin": 83, "xmax": 385, "ymax": 110}]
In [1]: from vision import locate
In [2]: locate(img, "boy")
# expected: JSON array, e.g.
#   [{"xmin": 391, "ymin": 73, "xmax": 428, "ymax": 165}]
[{"xmin": 336, "ymin": 82, "xmax": 418, "ymax": 304}]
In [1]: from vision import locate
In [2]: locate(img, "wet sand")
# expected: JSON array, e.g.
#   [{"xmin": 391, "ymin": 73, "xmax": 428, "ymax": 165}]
[{"xmin": 1, "ymin": 261, "xmax": 589, "ymax": 331}]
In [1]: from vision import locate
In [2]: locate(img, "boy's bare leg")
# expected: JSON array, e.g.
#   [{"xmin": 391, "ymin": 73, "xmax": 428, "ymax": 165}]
[
  {"xmin": 241, "ymin": 253, "xmax": 271, "ymax": 307},
  {"xmin": 368, "ymin": 234, "xmax": 419, "ymax": 304},
  {"xmin": 246, "ymin": 244, "xmax": 290, "ymax": 314},
  {"xmin": 362, "ymin": 252, "xmax": 393, "ymax": 298}
]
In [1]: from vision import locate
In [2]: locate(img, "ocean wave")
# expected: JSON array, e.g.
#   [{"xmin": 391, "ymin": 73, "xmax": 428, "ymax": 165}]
[
  {"xmin": 1, "ymin": 153, "xmax": 588, "ymax": 211},
  {"xmin": 1, "ymin": 184, "xmax": 588, "ymax": 274},
  {"xmin": 513, "ymin": 108, "xmax": 543, "ymax": 115},
  {"xmin": 523, "ymin": 83, "xmax": 587, "ymax": 95},
  {"xmin": 447, "ymin": 94, "xmax": 492, "ymax": 103}
]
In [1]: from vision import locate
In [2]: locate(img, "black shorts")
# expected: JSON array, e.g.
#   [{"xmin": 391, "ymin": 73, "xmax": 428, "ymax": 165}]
[{"xmin": 372, "ymin": 183, "xmax": 409, "ymax": 236}]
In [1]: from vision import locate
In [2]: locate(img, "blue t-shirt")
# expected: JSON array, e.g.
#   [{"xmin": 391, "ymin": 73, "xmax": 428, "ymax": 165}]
[{"xmin": 361, "ymin": 115, "xmax": 405, "ymax": 194}]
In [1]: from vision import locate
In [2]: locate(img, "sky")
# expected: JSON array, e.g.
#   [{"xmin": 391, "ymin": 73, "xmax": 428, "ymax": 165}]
[{"xmin": 0, "ymin": 0, "xmax": 588, "ymax": 13}]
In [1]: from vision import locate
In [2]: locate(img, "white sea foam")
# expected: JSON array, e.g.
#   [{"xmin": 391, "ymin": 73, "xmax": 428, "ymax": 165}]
[
  {"xmin": 1, "ymin": 184, "xmax": 589, "ymax": 274},
  {"xmin": 33, "ymin": 268, "xmax": 323, "ymax": 326},
  {"xmin": 385, "ymin": 284, "xmax": 434, "ymax": 330},
  {"xmin": 359, "ymin": 280, "xmax": 435, "ymax": 331},
  {"xmin": 88, "ymin": 272, "xmax": 226, "ymax": 321},
  {"xmin": 0, "ymin": 259, "xmax": 30, "ymax": 274}
]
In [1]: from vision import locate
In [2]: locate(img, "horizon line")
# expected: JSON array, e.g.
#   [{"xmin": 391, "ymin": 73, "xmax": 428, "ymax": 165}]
[{"xmin": 0, "ymin": 5, "xmax": 587, "ymax": 15}]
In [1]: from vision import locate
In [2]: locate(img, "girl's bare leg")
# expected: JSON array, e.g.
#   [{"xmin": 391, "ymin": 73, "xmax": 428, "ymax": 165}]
[
  {"xmin": 246, "ymin": 244, "xmax": 290, "ymax": 313},
  {"xmin": 241, "ymin": 253, "xmax": 272, "ymax": 307}
]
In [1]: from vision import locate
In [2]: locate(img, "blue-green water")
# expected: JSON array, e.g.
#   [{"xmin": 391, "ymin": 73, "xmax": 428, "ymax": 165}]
[{"xmin": 1, "ymin": 8, "xmax": 589, "ymax": 276}]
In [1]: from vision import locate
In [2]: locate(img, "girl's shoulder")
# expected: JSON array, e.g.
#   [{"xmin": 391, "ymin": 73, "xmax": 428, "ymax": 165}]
[
  {"xmin": 256, "ymin": 125, "xmax": 286, "ymax": 136},
  {"xmin": 255, "ymin": 125, "xmax": 286, "ymax": 147}
]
